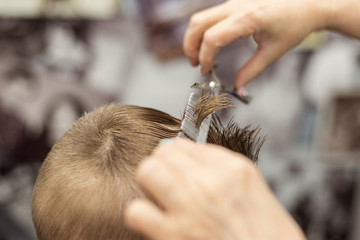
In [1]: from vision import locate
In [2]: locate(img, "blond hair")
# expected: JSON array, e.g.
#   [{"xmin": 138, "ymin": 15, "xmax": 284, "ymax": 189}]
[{"xmin": 32, "ymin": 102, "xmax": 264, "ymax": 240}]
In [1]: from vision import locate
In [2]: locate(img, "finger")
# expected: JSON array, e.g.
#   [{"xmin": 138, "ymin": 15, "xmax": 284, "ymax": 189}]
[
  {"xmin": 135, "ymin": 158, "xmax": 187, "ymax": 209},
  {"xmin": 235, "ymin": 42, "xmax": 290, "ymax": 89},
  {"xmin": 183, "ymin": 3, "xmax": 229, "ymax": 66},
  {"xmin": 152, "ymin": 139, "xmax": 200, "ymax": 172},
  {"xmin": 172, "ymin": 138, "xmax": 246, "ymax": 164},
  {"xmin": 199, "ymin": 16, "xmax": 258, "ymax": 74},
  {"xmin": 171, "ymin": 139, "xmax": 257, "ymax": 195},
  {"xmin": 125, "ymin": 199, "xmax": 169, "ymax": 240}
]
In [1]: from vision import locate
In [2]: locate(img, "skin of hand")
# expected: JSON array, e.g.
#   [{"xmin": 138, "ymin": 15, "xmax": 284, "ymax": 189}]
[
  {"xmin": 125, "ymin": 138, "xmax": 306, "ymax": 240},
  {"xmin": 183, "ymin": 0, "xmax": 336, "ymax": 91}
]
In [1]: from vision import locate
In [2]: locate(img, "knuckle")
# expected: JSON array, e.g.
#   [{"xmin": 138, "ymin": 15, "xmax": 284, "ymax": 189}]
[
  {"xmin": 203, "ymin": 30, "xmax": 218, "ymax": 48},
  {"xmin": 199, "ymin": 178, "xmax": 228, "ymax": 205},
  {"xmin": 153, "ymin": 144, "xmax": 172, "ymax": 158},
  {"xmin": 136, "ymin": 160, "xmax": 153, "ymax": 181},
  {"xmin": 199, "ymin": 54, "xmax": 211, "ymax": 68},
  {"xmin": 233, "ymin": 160, "xmax": 257, "ymax": 180},
  {"xmin": 151, "ymin": 144, "xmax": 180, "ymax": 165},
  {"xmin": 189, "ymin": 13, "xmax": 205, "ymax": 28},
  {"xmin": 251, "ymin": 6, "xmax": 267, "ymax": 25},
  {"xmin": 199, "ymin": 179, "xmax": 219, "ymax": 197}
]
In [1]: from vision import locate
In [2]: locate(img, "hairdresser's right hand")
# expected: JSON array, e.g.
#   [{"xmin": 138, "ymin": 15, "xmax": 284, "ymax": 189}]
[
  {"xmin": 125, "ymin": 138, "xmax": 305, "ymax": 240},
  {"xmin": 183, "ymin": 0, "xmax": 359, "ymax": 91}
]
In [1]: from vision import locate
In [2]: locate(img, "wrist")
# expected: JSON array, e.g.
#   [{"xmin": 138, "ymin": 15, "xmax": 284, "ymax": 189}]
[
  {"xmin": 320, "ymin": 0, "xmax": 360, "ymax": 32},
  {"xmin": 308, "ymin": 0, "xmax": 338, "ymax": 31}
]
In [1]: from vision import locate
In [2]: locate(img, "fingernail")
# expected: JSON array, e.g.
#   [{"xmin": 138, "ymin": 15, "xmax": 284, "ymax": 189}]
[
  {"xmin": 237, "ymin": 86, "xmax": 248, "ymax": 96},
  {"xmin": 159, "ymin": 138, "xmax": 173, "ymax": 145},
  {"xmin": 201, "ymin": 65, "xmax": 208, "ymax": 75},
  {"xmin": 190, "ymin": 58, "xmax": 199, "ymax": 66}
]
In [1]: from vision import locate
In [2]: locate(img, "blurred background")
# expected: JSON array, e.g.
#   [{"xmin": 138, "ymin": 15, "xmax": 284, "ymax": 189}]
[{"xmin": 0, "ymin": 0, "xmax": 359, "ymax": 239}]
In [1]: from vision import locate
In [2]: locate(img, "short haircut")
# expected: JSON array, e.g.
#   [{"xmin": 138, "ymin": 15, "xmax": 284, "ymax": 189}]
[{"xmin": 32, "ymin": 101, "xmax": 264, "ymax": 240}]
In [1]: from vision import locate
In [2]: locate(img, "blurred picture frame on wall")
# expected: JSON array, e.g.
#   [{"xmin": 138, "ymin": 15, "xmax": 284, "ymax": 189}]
[
  {"xmin": 0, "ymin": 0, "xmax": 120, "ymax": 19},
  {"xmin": 316, "ymin": 89, "xmax": 360, "ymax": 163}
]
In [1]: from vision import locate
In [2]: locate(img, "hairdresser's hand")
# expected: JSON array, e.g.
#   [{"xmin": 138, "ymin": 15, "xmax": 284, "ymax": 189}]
[
  {"xmin": 125, "ymin": 138, "xmax": 305, "ymax": 240},
  {"xmin": 183, "ymin": 0, "xmax": 334, "ymax": 90}
]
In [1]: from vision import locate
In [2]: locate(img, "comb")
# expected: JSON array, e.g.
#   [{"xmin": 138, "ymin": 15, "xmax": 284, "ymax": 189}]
[
  {"xmin": 177, "ymin": 71, "xmax": 220, "ymax": 143},
  {"xmin": 178, "ymin": 70, "xmax": 252, "ymax": 143},
  {"xmin": 177, "ymin": 92, "xmax": 202, "ymax": 141}
]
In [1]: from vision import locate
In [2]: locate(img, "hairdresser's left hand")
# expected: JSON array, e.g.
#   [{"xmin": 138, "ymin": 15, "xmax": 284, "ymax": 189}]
[{"xmin": 125, "ymin": 138, "xmax": 305, "ymax": 240}]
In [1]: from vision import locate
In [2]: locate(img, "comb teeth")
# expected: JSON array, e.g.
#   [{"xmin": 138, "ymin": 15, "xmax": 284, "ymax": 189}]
[
  {"xmin": 178, "ymin": 92, "xmax": 201, "ymax": 141},
  {"xmin": 197, "ymin": 112, "xmax": 212, "ymax": 143}
]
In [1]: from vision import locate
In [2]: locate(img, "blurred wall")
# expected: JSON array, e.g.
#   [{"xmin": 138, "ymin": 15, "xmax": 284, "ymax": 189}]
[{"xmin": 0, "ymin": 1, "xmax": 359, "ymax": 240}]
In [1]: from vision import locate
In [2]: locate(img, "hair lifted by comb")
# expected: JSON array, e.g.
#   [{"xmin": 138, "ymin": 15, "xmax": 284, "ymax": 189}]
[
  {"xmin": 32, "ymin": 94, "xmax": 264, "ymax": 240},
  {"xmin": 192, "ymin": 92, "xmax": 264, "ymax": 162},
  {"xmin": 193, "ymin": 93, "xmax": 234, "ymax": 128}
]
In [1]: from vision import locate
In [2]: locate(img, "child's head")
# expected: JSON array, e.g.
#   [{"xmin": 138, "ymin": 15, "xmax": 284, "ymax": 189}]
[{"xmin": 32, "ymin": 103, "xmax": 264, "ymax": 240}]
